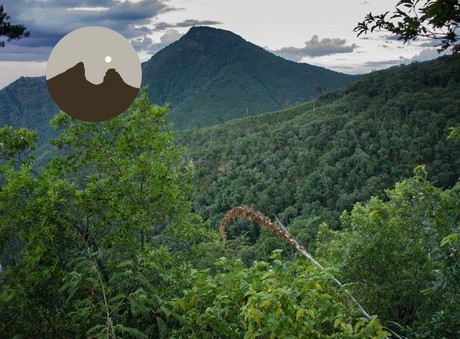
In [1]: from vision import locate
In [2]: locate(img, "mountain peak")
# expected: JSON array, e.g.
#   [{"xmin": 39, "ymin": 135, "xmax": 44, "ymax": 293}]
[
  {"xmin": 185, "ymin": 26, "xmax": 240, "ymax": 40},
  {"xmin": 187, "ymin": 26, "xmax": 220, "ymax": 35},
  {"xmin": 141, "ymin": 26, "xmax": 354, "ymax": 129},
  {"xmin": 145, "ymin": 26, "xmax": 245, "ymax": 61}
]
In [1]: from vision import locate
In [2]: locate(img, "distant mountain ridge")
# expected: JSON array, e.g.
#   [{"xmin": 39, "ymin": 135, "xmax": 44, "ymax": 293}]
[
  {"xmin": 0, "ymin": 26, "xmax": 354, "ymax": 139},
  {"xmin": 0, "ymin": 76, "xmax": 58, "ymax": 142}
]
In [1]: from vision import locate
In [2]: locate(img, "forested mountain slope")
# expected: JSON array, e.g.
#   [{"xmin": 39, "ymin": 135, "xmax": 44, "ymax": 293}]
[
  {"xmin": 0, "ymin": 76, "xmax": 58, "ymax": 143},
  {"xmin": 0, "ymin": 26, "xmax": 354, "ymax": 142},
  {"xmin": 1, "ymin": 55, "xmax": 459, "ymax": 339},
  {"xmin": 176, "ymin": 55, "xmax": 460, "ymax": 244},
  {"xmin": 142, "ymin": 26, "xmax": 354, "ymax": 128}
]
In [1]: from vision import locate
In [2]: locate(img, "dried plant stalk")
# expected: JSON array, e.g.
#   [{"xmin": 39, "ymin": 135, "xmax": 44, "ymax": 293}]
[{"xmin": 219, "ymin": 205, "xmax": 372, "ymax": 321}]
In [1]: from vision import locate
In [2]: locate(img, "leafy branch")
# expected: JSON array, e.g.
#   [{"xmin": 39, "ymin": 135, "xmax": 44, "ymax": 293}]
[
  {"xmin": 0, "ymin": 5, "xmax": 29, "ymax": 47},
  {"xmin": 355, "ymin": 0, "xmax": 460, "ymax": 53}
]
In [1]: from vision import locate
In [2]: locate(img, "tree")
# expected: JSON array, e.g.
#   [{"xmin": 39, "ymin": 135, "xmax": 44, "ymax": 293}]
[
  {"xmin": 0, "ymin": 90, "xmax": 205, "ymax": 337},
  {"xmin": 355, "ymin": 0, "xmax": 460, "ymax": 53},
  {"xmin": 317, "ymin": 166, "xmax": 460, "ymax": 337},
  {"xmin": 0, "ymin": 4, "xmax": 30, "ymax": 47}
]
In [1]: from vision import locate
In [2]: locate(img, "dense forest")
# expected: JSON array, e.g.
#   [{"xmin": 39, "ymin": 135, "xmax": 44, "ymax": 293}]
[
  {"xmin": 177, "ymin": 55, "xmax": 460, "ymax": 252},
  {"xmin": 0, "ymin": 54, "xmax": 459, "ymax": 337}
]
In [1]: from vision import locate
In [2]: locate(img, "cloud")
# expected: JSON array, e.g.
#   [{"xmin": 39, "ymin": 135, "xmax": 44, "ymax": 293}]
[
  {"xmin": 363, "ymin": 57, "xmax": 406, "ymax": 69},
  {"xmin": 0, "ymin": 44, "xmax": 53, "ymax": 62},
  {"xmin": 408, "ymin": 48, "xmax": 449, "ymax": 62},
  {"xmin": 147, "ymin": 19, "xmax": 222, "ymax": 55},
  {"xmin": 0, "ymin": 0, "xmax": 174, "ymax": 61},
  {"xmin": 154, "ymin": 22, "xmax": 175, "ymax": 30},
  {"xmin": 272, "ymin": 35, "xmax": 358, "ymax": 61},
  {"xmin": 154, "ymin": 19, "xmax": 222, "ymax": 30},
  {"xmin": 160, "ymin": 29, "xmax": 183, "ymax": 44},
  {"xmin": 383, "ymin": 35, "xmax": 401, "ymax": 41},
  {"xmin": 131, "ymin": 28, "xmax": 184, "ymax": 58},
  {"xmin": 144, "ymin": 28, "xmax": 184, "ymax": 55},
  {"xmin": 175, "ymin": 19, "xmax": 222, "ymax": 27},
  {"xmin": 0, "ymin": 61, "xmax": 46, "ymax": 89},
  {"xmin": 361, "ymin": 47, "xmax": 448, "ymax": 71},
  {"xmin": 131, "ymin": 36, "xmax": 154, "ymax": 51}
]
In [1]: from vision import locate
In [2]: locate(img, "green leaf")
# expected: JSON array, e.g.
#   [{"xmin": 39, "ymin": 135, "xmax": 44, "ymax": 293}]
[
  {"xmin": 441, "ymin": 233, "xmax": 459, "ymax": 247},
  {"xmin": 156, "ymin": 316, "xmax": 168, "ymax": 337}
]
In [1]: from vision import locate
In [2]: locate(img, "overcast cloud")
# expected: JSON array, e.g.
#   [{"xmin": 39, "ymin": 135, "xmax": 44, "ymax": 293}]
[
  {"xmin": 272, "ymin": 35, "xmax": 358, "ymax": 61},
  {"xmin": 133, "ymin": 28, "xmax": 184, "ymax": 55},
  {"xmin": 363, "ymin": 48, "xmax": 449, "ymax": 69},
  {"xmin": 155, "ymin": 19, "xmax": 222, "ymax": 31},
  {"xmin": 0, "ymin": 0, "xmax": 174, "ymax": 61}
]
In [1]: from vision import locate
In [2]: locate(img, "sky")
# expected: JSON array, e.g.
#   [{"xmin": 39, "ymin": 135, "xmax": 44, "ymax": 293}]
[{"xmin": 0, "ymin": 0, "xmax": 448, "ymax": 89}]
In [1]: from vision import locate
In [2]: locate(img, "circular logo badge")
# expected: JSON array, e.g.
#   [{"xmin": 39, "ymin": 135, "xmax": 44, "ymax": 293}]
[{"xmin": 46, "ymin": 26, "xmax": 141, "ymax": 122}]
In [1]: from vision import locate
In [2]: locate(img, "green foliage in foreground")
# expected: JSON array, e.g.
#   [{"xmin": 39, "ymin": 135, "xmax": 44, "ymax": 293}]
[
  {"xmin": 318, "ymin": 167, "xmax": 460, "ymax": 338},
  {"xmin": 0, "ymin": 93, "xmax": 388, "ymax": 337},
  {"xmin": 1, "ymin": 81, "xmax": 459, "ymax": 336},
  {"xmin": 0, "ymin": 91, "xmax": 204, "ymax": 337},
  {"xmin": 167, "ymin": 253, "xmax": 388, "ymax": 339}
]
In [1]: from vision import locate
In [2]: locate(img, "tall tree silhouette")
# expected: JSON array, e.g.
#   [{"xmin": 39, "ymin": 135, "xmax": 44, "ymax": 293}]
[{"xmin": 0, "ymin": 4, "xmax": 29, "ymax": 47}]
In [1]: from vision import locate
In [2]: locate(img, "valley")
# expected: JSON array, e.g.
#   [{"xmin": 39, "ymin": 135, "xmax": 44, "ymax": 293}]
[{"xmin": 0, "ymin": 25, "xmax": 459, "ymax": 338}]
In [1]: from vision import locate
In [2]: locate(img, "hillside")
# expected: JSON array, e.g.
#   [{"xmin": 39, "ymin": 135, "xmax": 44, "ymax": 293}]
[
  {"xmin": 1, "ymin": 52, "xmax": 460, "ymax": 339},
  {"xmin": 142, "ymin": 26, "xmax": 354, "ymax": 128},
  {"xmin": 176, "ymin": 54, "xmax": 460, "ymax": 245},
  {"xmin": 0, "ymin": 76, "xmax": 58, "ymax": 143},
  {"xmin": 0, "ymin": 26, "xmax": 354, "ymax": 140}
]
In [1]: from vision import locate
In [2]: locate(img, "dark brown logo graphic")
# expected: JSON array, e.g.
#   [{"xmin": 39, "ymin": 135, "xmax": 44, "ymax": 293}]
[{"xmin": 46, "ymin": 27, "xmax": 141, "ymax": 122}]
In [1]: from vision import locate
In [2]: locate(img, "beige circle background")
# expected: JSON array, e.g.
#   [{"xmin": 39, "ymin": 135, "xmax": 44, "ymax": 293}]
[{"xmin": 46, "ymin": 26, "xmax": 141, "ymax": 88}]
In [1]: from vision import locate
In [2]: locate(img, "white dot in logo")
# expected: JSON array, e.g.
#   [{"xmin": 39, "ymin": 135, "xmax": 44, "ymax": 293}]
[{"xmin": 105, "ymin": 55, "xmax": 112, "ymax": 63}]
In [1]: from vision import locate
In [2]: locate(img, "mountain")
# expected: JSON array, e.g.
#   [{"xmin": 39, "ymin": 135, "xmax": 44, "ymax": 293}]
[
  {"xmin": 47, "ymin": 62, "xmax": 138, "ymax": 122},
  {"xmin": 0, "ymin": 76, "xmax": 58, "ymax": 142},
  {"xmin": 0, "ymin": 26, "xmax": 354, "ymax": 140},
  {"xmin": 142, "ymin": 26, "xmax": 354, "ymax": 128},
  {"xmin": 175, "ymin": 55, "xmax": 460, "ymax": 243}
]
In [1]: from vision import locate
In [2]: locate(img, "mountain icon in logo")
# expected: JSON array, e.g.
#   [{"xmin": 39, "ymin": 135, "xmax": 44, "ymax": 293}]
[{"xmin": 47, "ymin": 61, "xmax": 139, "ymax": 122}]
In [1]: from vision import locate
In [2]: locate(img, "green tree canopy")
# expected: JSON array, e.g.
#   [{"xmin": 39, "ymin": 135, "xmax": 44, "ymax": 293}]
[
  {"xmin": 0, "ymin": 90, "xmax": 205, "ymax": 337},
  {"xmin": 317, "ymin": 166, "xmax": 460, "ymax": 337}
]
